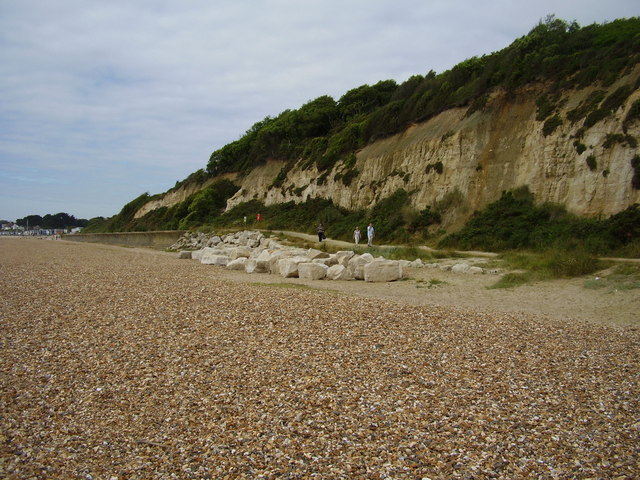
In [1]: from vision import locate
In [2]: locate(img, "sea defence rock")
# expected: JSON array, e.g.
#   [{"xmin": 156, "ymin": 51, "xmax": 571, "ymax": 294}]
[
  {"xmin": 298, "ymin": 262, "xmax": 328, "ymax": 280},
  {"xmin": 229, "ymin": 246, "xmax": 252, "ymax": 260},
  {"xmin": 172, "ymin": 230, "xmax": 486, "ymax": 283},
  {"xmin": 348, "ymin": 253, "xmax": 374, "ymax": 280},
  {"xmin": 245, "ymin": 250, "xmax": 271, "ymax": 273},
  {"xmin": 306, "ymin": 248, "xmax": 330, "ymax": 260},
  {"xmin": 451, "ymin": 263, "xmax": 471, "ymax": 274},
  {"xmin": 364, "ymin": 260, "xmax": 403, "ymax": 282},
  {"xmin": 201, "ymin": 254, "xmax": 230, "ymax": 266},
  {"xmin": 334, "ymin": 250, "xmax": 355, "ymax": 266},
  {"xmin": 226, "ymin": 257, "xmax": 248, "ymax": 271},
  {"xmin": 326, "ymin": 264, "xmax": 354, "ymax": 281},
  {"xmin": 278, "ymin": 256, "xmax": 309, "ymax": 278}
]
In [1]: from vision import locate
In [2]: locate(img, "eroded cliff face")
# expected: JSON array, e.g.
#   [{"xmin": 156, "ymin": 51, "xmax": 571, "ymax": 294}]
[
  {"xmin": 134, "ymin": 173, "xmax": 237, "ymax": 219},
  {"xmin": 139, "ymin": 75, "xmax": 640, "ymax": 230}
]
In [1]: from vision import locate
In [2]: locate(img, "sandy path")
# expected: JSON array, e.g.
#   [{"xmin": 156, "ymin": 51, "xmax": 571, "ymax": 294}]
[
  {"xmin": 266, "ymin": 230, "xmax": 639, "ymax": 327},
  {"xmin": 1, "ymin": 238, "xmax": 639, "ymax": 479}
]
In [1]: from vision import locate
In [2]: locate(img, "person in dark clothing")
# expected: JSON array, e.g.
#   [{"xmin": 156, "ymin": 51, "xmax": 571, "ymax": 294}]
[{"xmin": 317, "ymin": 223, "xmax": 325, "ymax": 242}]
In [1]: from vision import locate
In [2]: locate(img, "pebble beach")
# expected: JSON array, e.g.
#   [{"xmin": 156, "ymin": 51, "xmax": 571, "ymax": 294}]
[{"xmin": 1, "ymin": 238, "xmax": 639, "ymax": 479}]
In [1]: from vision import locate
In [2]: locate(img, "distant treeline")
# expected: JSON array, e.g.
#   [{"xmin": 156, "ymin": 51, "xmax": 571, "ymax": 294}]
[{"xmin": 16, "ymin": 213, "xmax": 89, "ymax": 229}]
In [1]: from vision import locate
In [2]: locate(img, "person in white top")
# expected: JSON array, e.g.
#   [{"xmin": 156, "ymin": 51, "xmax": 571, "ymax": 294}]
[{"xmin": 367, "ymin": 223, "xmax": 374, "ymax": 247}]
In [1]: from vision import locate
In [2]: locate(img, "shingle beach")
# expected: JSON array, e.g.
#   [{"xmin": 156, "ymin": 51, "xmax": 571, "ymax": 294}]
[{"xmin": 1, "ymin": 238, "xmax": 638, "ymax": 479}]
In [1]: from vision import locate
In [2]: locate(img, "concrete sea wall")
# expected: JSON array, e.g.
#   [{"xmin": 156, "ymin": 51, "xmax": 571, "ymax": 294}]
[{"xmin": 63, "ymin": 230, "xmax": 186, "ymax": 249}]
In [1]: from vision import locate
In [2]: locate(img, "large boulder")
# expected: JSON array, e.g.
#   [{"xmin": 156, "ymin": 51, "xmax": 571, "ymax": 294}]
[
  {"xmin": 307, "ymin": 248, "xmax": 330, "ymax": 260},
  {"xmin": 278, "ymin": 256, "xmax": 309, "ymax": 278},
  {"xmin": 364, "ymin": 260, "xmax": 403, "ymax": 282},
  {"xmin": 312, "ymin": 257, "xmax": 338, "ymax": 267},
  {"xmin": 268, "ymin": 251, "xmax": 293, "ymax": 274},
  {"xmin": 451, "ymin": 263, "xmax": 471, "ymax": 273},
  {"xmin": 298, "ymin": 262, "xmax": 328, "ymax": 280},
  {"xmin": 235, "ymin": 231, "xmax": 250, "ymax": 246},
  {"xmin": 222, "ymin": 233, "xmax": 237, "ymax": 244},
  {"xmin": 326, "ymin": 264, "xmax": 354, "ymax": 281},
  {"xmin": 178, "ymin": 250, "xmax": 192, "ymax": 259},
  {"xmin": 229, "ymin": 246, "xmax": 252, "ymax": 260},
  {"xmin": 410, "ymin": 258, "xmax": 424, "ymax": 268},
  {"xmin": 245, "ymin": 250, "xmax": 271, "ymax": 273},
  {"xmin": 201, "ymin": 254, "xmax": 230, "ymax": 266},
  {"xmin": 200, "ymin": 248, "xmax": 230, "ymax": 265},
  {"xmin": 207, "ymin": 236, "xmax": 222, "ymax": 247},
  {"xmin": 191, "ymin": 248, "xmax": 207, "ymax": 261},
  {"xmin": 226, "ymin": 257, "xmax": 248, "ymax": 271},
  {"xmin": 202, "ymin": 255, "xmax": 230, "ymax": 266},
  {"xmin": 334, "ymin": 250, "xmax": 355, "ymax": 267},
  {"xmin": 196, "ymin": 247, "xmax": 223, "ymax": 262},
  {"xmin": 348, "ymin": 253, "xmax": 374, "ymax": 280}
]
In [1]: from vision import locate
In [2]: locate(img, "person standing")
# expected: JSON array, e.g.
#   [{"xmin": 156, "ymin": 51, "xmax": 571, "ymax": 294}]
[
  {"xmin": 367, "ymin": 223, "xmax": 374, "ymax": 247},
  {"xmin": 353, "ymin": 226, "xmax": 361, "ymax": 245},
  {"xmin": 317, "ymin": 223, "xmax": 325, "ymax": 242}
]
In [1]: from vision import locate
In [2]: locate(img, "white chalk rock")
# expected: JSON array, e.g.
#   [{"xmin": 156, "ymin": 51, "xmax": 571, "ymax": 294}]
[
  {"xmin": 307, "ymin": 248, "xmax": 330, "ymax": 260},
  {"xmin": 298, "ymin": 262, "xmax": 328, "ymax": 280},
  {"xmin": 326, "ymin": 264, "xmax": 354, "ymax": 281},
  {"xmin": 364, "ymin": 259, "xmax": 403, "ymax": 282},
  {"xmin": 334, "ymin": 250, "xmax": 356, "ymax": 267},
  {"xmin": 226, "ymin": 257, "xmax": 248, "ymax": 270},
  {"xmin": 348, "ymin": 253, "xmax": 374, "ymax": 280},
  {"xmin": 201, "ymin": 254, "xmax": 230, "ymax": 266},
  {"xmin": 451, "ymin": 263, "xmax": 471, "ymax": 273},
  {"xmin": 229, "ymin": 246, "xmax": 252, "ymax": 260},
  {"xmin": 278, "ymin": 256, "xmax": 309, "ymax": 278}
]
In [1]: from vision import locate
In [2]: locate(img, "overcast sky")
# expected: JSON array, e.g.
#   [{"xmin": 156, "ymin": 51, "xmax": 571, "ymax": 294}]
[{"xmin": 1, "ymin": 1, "xmax": 638, "ymax": 221}]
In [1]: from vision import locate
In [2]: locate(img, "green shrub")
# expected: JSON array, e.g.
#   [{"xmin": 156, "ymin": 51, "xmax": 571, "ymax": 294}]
[
  {"xmin": 489, "ymin": 272, "xmax": 532, "ymax": 289},
  {"xmin": 623, "ymin": 99, "xmax": 640, "ymax": 131},
  {"xmin": 603, "ymin": 133, "xmax": 637, "ymax": 148},
  {"xmin": 601, "ymin": 85, "xmax": 632, "ymax": 113},
  {"xmin": 632, "ymin": 156, "xmax": 640, "ymax": 189},
  {"xmin": 425, "ymin": 161, "xmax": 444, "ymax": 174},
  {"xmin": 586, "ymin": 155, "xmax": 597, "ymax": 171},
  {"xmin": 542, "ymin": 114, "xmax": 563, "ymax": 136},
  {"xmin": 567, "ymin": 90, "xmax": 606, "ymax": 123},
  {"xmin": 341, "ymin": 168, "xmax": 359, "ymax": 186},
  {"xmin": 584, "ymin": 108, "xmax": 609, "ymax": 128},
  {"xmin": 544, "ymin": 249, "xmax": 603, "ymax": 277},
  {"xmin": 489, "ymin": 249, "xmax": 603, "ymax": 288},
  {"xmin": 573, "ymin": 141, "xmax": 587, "ymax": 154},
  {"xmin": 439, "ymin": 187, "xmax": 640, "ymax": 256},
  {"xmin": 535, "ymin": 94, "xmax": 556, "ymax": 121},
  {"xmin": 407, "ymin": 206, "xmax": 441, "ymax": 237}
]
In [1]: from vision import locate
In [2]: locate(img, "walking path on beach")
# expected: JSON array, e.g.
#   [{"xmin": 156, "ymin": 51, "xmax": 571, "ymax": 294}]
[{"xmin": 1, "ymin": 238, "xmax": 639, "ymax": 479}]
